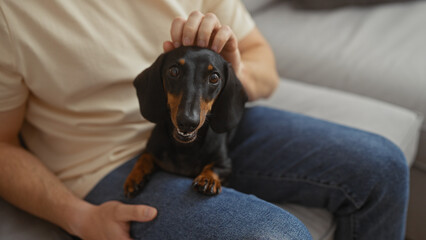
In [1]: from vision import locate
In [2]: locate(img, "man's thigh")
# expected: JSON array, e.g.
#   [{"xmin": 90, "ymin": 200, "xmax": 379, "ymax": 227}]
[
  {"xmin": 228, "ymin": 106, "xmax": 406, "ymax": 213},
  {"xmin": 85, "ymin": 158, "xmax": 312, "ymax": 240}
]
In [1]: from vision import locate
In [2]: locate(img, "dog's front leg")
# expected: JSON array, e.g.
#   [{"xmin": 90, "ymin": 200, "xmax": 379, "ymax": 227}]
[{"xmin": 124, "ymin": 152, "xmax": 156, "ymax": 198}]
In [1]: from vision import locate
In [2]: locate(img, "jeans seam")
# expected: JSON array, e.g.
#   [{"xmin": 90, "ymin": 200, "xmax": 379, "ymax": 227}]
[{"xmin": 234, "ymin": 170, "xmax": 363, "ymax": 209}]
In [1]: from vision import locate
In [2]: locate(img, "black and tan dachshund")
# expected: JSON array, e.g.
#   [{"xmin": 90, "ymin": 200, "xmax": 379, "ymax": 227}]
[{"xmin": 124, "ymin": 46, "xmax": 247, "ymax": 197}]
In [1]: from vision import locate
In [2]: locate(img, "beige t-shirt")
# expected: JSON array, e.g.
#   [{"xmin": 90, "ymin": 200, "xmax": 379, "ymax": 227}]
[{"xmin": 0, "ymin": 0, "xmax": 255, "ymax": 198}]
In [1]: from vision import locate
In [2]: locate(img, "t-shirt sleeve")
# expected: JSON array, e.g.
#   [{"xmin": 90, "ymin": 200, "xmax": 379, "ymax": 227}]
[
  {"xmin": 0, "ymin": 7, "xmax": 28, "ymax": 111},
  {"xmin": 202, "ymin": 0, "xmax": 256, "ymax": 41}
]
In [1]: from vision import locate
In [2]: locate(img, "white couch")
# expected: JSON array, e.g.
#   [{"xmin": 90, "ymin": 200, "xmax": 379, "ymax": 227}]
[{"xmin": 243, "ymin": 0, "xmax": 425, "ymax": 239}]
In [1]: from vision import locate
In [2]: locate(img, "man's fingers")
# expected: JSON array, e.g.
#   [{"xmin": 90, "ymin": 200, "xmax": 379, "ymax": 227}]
[
  {"xmin": 197, "ymin": 13, "xmax": 221, "ymax": 48},
  {"xmin": 211, "ymin": 25, "xmax": 234, "ymax": 53},
  {"xmin": 115, "ymin": 203, "xmax": 158, "ymax": 222},
  {"xmin": 182, "ymin": 11, "xmax": 204, "ymax": 46},
  {"xmin": 170, "ymin": 17, "xmax": 186, "ymax": 48},
  {"xmin": 169, "ymin": 11, "xmax": 239, "ymax": 69},
  {"xmin": 163, "ymin": 41, "xmax": 175, "ymax": 52}
]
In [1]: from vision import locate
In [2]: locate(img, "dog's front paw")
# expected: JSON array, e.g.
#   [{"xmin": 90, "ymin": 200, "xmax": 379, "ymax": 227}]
[
  {"xmin": 192, "ymin": 174, "xmax": 222, "ymax": 196},
  {"xmin": 123, "ymin": 153, "xmax": 155, "ymax": 198},
  {"xmin": 124, "ymin": 172, "xmax": 149, "ymax": 198}
]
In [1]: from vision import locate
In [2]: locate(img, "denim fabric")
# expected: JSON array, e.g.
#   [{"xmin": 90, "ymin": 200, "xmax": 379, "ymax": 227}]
[
  {"xmin": 85, "ymin": 163, "xmax": 311, "ymax": 240},
  {"xmin": 83, "ymin": 106, "xmax": 408, "ymax": 240},
  {"xmin": 228, "ymin": 107, "xmax": 409, "ymax": 240}
]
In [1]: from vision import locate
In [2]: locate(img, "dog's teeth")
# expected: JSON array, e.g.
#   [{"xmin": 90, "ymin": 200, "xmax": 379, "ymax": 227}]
[{"xmin": 177, "ymin": 129, "xmax": 195, "ymax": 137}]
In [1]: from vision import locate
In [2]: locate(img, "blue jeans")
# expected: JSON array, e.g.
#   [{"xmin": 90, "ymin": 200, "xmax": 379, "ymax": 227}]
[{"xmin": 83, "ymin": 106, "xmax": 409, "ymax": 240}]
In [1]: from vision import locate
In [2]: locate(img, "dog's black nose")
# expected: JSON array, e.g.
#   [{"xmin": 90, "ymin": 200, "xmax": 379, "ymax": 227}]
[{"xmin": 177, "ymin": 114, "xmax": 199, "ymax": 133}]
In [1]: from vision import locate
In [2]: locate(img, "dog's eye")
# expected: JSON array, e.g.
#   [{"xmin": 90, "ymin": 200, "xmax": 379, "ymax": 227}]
[
  {"xmin": 209, "ymin": 73, "xmax": 220, "ymax": 84},
  {"xmin": 168, "ymin": 67, "xmax": 180, "ymax": 78}
]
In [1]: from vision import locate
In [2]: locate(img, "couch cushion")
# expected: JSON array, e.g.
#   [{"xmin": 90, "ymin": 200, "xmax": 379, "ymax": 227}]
[
  {"xmin": 279, "ymin": 204, "xmax": 336, "ymax": 240},
  {"xmin": 0, "ymin": 198, "xmax": 72, "ymax": 240},
  {"xmin": 289, "ymin": 0, "xmax": 417, "ymax": 9},
  {"xmin": 242, "ymin": 0, "xmax": 278, "ymax": 13},
  {"xmin": 257, "ymin": 79, "xmax": 423, "ymax": 166},
  {"xmin": 251, "ymin": 1, "xmax": 426, "ymax": 130},
  {"xmin": 255, "ymin": 78, "xmax": 423, "ymax": 239}
]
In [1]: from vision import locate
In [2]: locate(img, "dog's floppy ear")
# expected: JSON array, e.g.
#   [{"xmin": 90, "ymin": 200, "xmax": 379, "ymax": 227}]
[
  {"xmin": 133, "ymin": 53, "xmax": 167, "ymax": 123},
  {"xmin": 210, "ymin": 63, "xmax": 248, "ymax": 133}
]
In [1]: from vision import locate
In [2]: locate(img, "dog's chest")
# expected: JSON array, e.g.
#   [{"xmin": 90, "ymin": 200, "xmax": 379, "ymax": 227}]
[
  {"xmin": 154, "ymin": 149, "xmax": 207, "ymax": 177},
  {"xmin": 148, "ymin": 124, "xmax": 226, "ymax": 177}
]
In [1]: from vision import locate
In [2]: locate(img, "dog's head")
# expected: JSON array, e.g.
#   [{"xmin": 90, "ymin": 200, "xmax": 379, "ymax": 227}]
[{"xmin": 134, "ymin": 46, "xmax": 247, "ymax": 143}]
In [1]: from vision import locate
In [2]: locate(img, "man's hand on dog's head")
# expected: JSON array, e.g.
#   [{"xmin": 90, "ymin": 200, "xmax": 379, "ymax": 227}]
[{"xmin": 162, "ymin": 11, "xmax": 242, "ymax": 79}]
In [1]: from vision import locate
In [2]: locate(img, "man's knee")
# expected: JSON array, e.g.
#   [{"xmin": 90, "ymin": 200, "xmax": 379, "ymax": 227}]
[
  {"xmin": 341, "ymin": 132, "xmax": 409, "ymax": 207},
  {"xmin": 228, "ymin": 193, "xmax": 312, "ymax": 240},
  {"xmin": 129, "ymin": 182, "xmax": 313, "ymax": 240},
  {"xmin": 367, "ymin": 135, "xmax": 409, "ymax": 204},
  {"xmin": 241, "ymin": 212, "xmax": 313, "ymax": 240}
]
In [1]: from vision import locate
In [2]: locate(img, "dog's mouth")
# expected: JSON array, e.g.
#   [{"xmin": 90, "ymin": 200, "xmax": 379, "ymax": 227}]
[{"xmin": 173, "ymin": 128, "xmax": 198, "ymax": 143}]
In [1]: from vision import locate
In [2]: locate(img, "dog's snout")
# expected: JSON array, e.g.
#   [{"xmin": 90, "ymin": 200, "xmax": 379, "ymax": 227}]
[
  {"xmin": 175, "ymin": 93, "xmax": 201, "ymax": 133},
  {"xmin": 177, "ymin": 113, "xmax": 199, "ymax": 133}
]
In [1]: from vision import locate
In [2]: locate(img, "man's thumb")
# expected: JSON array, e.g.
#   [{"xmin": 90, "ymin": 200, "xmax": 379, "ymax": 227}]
[{"xmin": 116, "ymin": 203, "xmax": 158, "ymax": 222}]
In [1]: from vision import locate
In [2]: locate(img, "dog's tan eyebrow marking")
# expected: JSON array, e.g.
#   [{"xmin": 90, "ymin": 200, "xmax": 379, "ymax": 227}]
[
  {"xmin": 207, "ymin": 64, "xmax": 213, "ymax": 71},
  {"xmin": 178, "ymin": 58, "xmax": 185, "ymax": 65}
]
